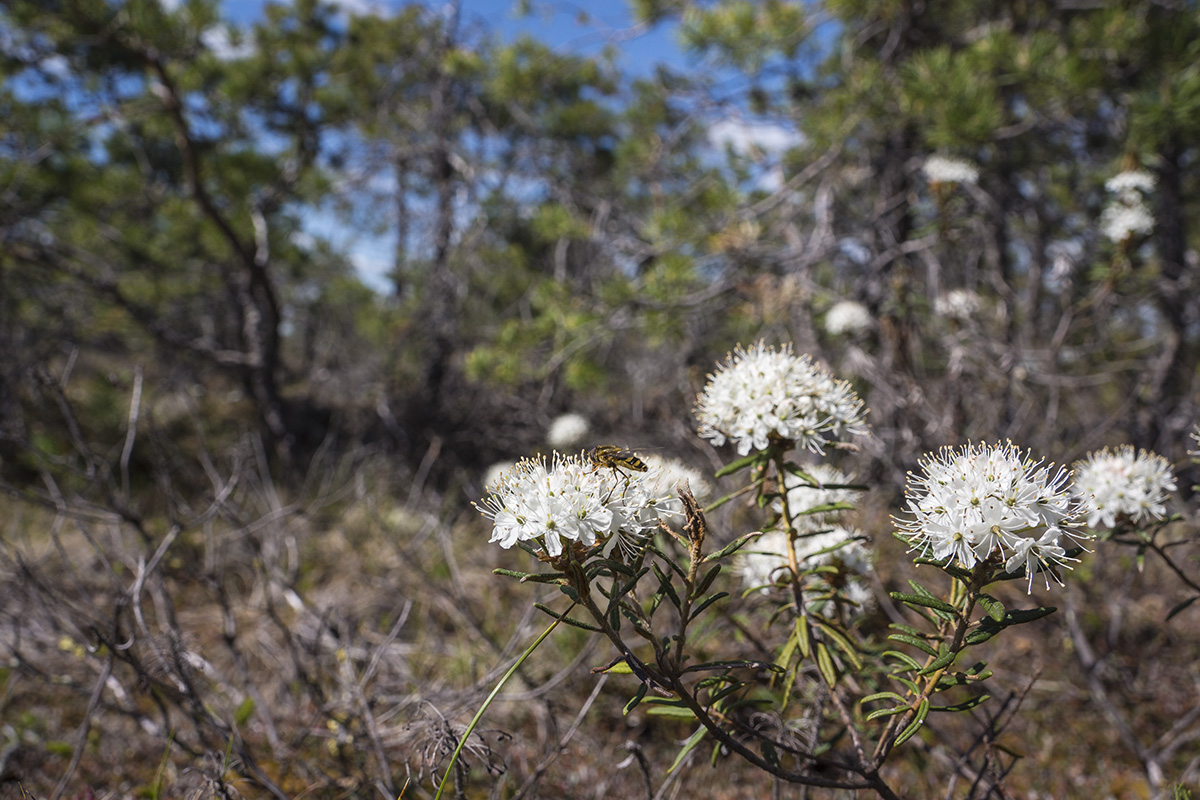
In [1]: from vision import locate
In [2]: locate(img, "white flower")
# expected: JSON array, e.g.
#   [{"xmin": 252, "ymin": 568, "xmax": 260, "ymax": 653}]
[
  {"xmin": 547, "ymin": 413, "xmax": 590, "ymax": 449},
  {"xmin": 1105, "ymin": 169, "xmax": 1156, "ymax": 196},
  {"xmin": 1072, "ymin": 445, "xmax": 1176, "ymax": 529},
  {"xmin": 1101, "ymin": 169, "xmax": 1155, "ymax": 243},
  {"xmin": 694, "ymin": 342, "xmax": 869, "ymax": 456},
  {"xmin": 895, "ymin": 441, "xmax": 1087, "ymax": 593},
  {"xmin": 934, "ymin": 288, "xmax": 982, "ymax": 321},
  {"xmin": 824, "ymin": 300, "xmax": 873, "ymax": 336},
  {"xmin": 1190, "ymin": 425, "xmax": 1200, "ymax": 459},
  {"xmin": 780, "ymin": 463, "xmax": 861, "ymax": 534},
  {"xmin": 475, "ymin": 452, "xmax": 675, "ymax": 559},
  {"xmin": 1100, "ymin": 201, "xmax": 1154, "ymax": 243},
  {"xmin": 922, "ymin": 155, "xmax": 979, "ymax": 186}
]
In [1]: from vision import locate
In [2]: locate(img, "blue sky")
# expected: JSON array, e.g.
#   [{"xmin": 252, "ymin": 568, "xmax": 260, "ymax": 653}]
[
  {"xmin": 216, "ymin": 0, "xmax": 802, "ymax": 291},
  {"xmin": 221, "ymin": 0, "xmax": 688, "ymax": 76}
]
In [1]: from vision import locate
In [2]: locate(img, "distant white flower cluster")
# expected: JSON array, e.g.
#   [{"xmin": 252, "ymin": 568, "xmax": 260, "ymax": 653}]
[
  {"xmin": 738, "ymin": 528, "xmax": 873, "ymax": 594},
  {"xmin": 547, "ymin": 413, "xmax": 590, "ymax": 449},
  {"xmin": 824, "ymin": 300, "xmax": 873, "ymax": 336},
  {"xmin": 1105, "ymin": 170, "xmax": 1156, "ymax": 195},
  {"xmin": 695, "ymin": 342, "xmax": 869, "ymax": 456},
  {"xmin": 740, "ymin": 465, "xmax": 873, "ymax": 607},
  {"xmin": 1072, "ymin": 445, "xmax": 1176, "ymax": 529},
  {"xmin": 934, "ymin": 288, "xmax": 982, "ymax": 321},
  {"xmin": 1100, "ymin": 168, "xmax": 1155, "ymax": 243},
  {"xmin": 922, "ymin": 155, "xmax": 979, "ymax": 186},
  {"xmin": 639, "ymin": 453, "xmax": 713, "ymax": 516},
  {"xmin": 475, "ymin": 452, "xmax": 675, "ymax": 559},
  {"xmin": 484, "ymin": 460, "xmax": 517, "ymax": 492},
  {"xmin": 896, "ymin": 442, "xmax": 1086, "ymax": 593},
  {"xmin": 779, "ymin": 463, "xmax": 861, "ymax": 533}
]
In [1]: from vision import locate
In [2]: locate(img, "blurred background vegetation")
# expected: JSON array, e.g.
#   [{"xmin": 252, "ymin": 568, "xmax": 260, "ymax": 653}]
[{"xmin": 1, "ymin": 0, "xmax": 1198, "ymax": 798}]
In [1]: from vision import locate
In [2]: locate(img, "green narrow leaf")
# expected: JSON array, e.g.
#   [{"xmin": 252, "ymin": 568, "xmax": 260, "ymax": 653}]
[
  {"xmin": 795, "ymin": 501, "xmax": 856, "ymax": 517},
  {"xmin": 907, "ymin": 579, "xmax": 939, "ymax": 599},
  {"xmin": 811, "ymin": 617, "xmax": 863, "ymax": 671},
  {"xmin": 702, "ymin": 530, "xmax": 766, "ymax": 563},
  {"xmin": 689, "ymin": 592, "xmax": 730, "ymax": 621},
  {"xmin": 533, "ymin": 603, "xmax": 601, "ymax": 631},
  {"xmin": 714, "ymin": 452, "xmax": 763, "ymax": 477},
  {"xmin": 815, "ymin": 642, "xmax": 837, "ymax": 688},
  {"xmin": 882, "ymin": 650, "xmax": 922, "ymax": 671},
  {"xmin": 866, "ymin": 705, "xmax": 910, "ymax": 721},
  {"xmin": 653, "ymin": 562, "xmax": 682, "ymax": 609},
  {"xmin": 917, "ymin": 646, "xmax": 955, "ymax": 676},
  {"xmin": 930, "ymin": 694, "xmax": 990, "ymax": 712},
  {"xmin": 693, "ymin": 564, "xmax": 722, "ymax": 598},
  {"xmin": 668, "ymin": 727, "xmax": 708, "ymax": 774},
  {"xmin": 976, "ymin": 593, "xmax": 1005, "ymax": 623},
  {"xmin": 493, "ymin": 568, "xmax": 564, "ymax": 584},
  {"xmin": 646, "ymin": 705, "xmax": 698, "ymax": 719},
  {"xmin": 780, "ymin": 463, "xmax": 818, "ymax": 484},
  {"xmin": 796, "ymin": 615, "xmax": 811, "ymax": 658},
  {"xmin": 682, "ymin": 659, "xmax": 783, "ymax": 674},
  {"xmin": 890, "ymin": 592, "xmax": 958, "ymax": 615},
  {"xmin": 624, "ymin": 683, "xmax": 649, "ymax": 715},
  {"xmin": 861, "ymin": 691, "xmax": 908, "ymax": 705},
  {"xmin": 887, "ymin": 633, "xmax": 938, "ymax": 657},
  {"xmin": 1002, "ymin": 607, "xmax": 1057, "ymax": 625},
  {"xmin": 888, "ymin": 622, "xmax": 929, "ymax": 638},
  {"xmin": 964, "ymin": 625, "xmax": 999, "ymax": 646},
  {"xmin": 893, "ymin": 698, "xmax": 929, "ymax": 746},
  {"xmin": 615, "ymin": 566, "xmax": 651, "ymax": 598}
]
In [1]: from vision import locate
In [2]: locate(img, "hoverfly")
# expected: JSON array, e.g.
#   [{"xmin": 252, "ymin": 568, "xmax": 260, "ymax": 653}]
[
  {"xmin": 587, "ymin": 445, "xmax": 649, "ymax": 477},
  {"xmin": 586, "ymin": 445, "xmax": 649, "ymax": 501}
]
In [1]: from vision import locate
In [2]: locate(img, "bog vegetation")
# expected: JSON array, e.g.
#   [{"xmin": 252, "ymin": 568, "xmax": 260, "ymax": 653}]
[{"xmin": 1, "ymin": 1, "xmax": 1198, "ymax": 798}]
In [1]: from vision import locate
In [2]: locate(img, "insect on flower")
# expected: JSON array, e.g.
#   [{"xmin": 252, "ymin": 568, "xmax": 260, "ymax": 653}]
[
  {"xmin": 587, "ymin": 445, "xmax": 649, "ymax": 476},
  {"xmin": 587, "ymin": 445, "xmax": 649, "ymax": 501}
]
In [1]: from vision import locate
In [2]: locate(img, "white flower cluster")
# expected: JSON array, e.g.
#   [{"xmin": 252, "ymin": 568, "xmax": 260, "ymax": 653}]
[
  {"xmin": 738, "ymin": 527, "xmax": 873, "ymax": 594},
  {"xmin": 1072, "ymin": 445, "xmax": 1176, "ymax": 529},
  {"xmin": 695, "ymin": 342, "xmax": 869, "ymax": 456},
  {"xmin": 780, "ymin": 463, "xmax": 861, "ymax": 533},
  {"xmin": 1100, "ymin": 168, "xmax": 1155, "ymax": 243},
  {"xmin": 1105, "ymin": 169, "xmax": 1156, "ymax": 195},
  {"xmin": 546, "ymin": 413, "xmax": 591, "ymax": 449},
  {"xmin": 896, "ymin": 442, "xmax": 1086, "ymax": 593},
  {"xmin": 741, "ymin": 464, "xmax": 874, "ymax": 610},
  {"xmin": 922, "ymin": 155, "xmax": 980, "ymax": 186},
  {"xmin": 934, "ymin": 288, "xmax": 982, "ymax": 321},
  {"xmin": 476, "ymin": 452, "xmax": 675, "ymax": 559},
  {"xmin": 824, "ymin": 300, "xmax": 873, "ymax": 336},
  {"xmin": 639, "ymin": 453, "xmax": 713, "ymax": 516}
]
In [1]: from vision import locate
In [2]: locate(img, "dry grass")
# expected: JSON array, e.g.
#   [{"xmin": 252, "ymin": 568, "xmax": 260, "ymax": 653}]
[{"xmin": 1, "ymin": 448, "xmax": 1198, "ymax": 800}]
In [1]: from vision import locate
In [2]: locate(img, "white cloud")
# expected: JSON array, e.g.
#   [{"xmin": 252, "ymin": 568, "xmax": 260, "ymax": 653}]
[
  {"xmin": 201, "ymin": 26, "xmax": 253, "ymax": 60},
  {"xmin": 707, "ymin": 117, "xmax": 803, "ymax": 158},
  {"xmin": 325, "ymin": 0, "xmax": 393, "ymax": 18}
]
